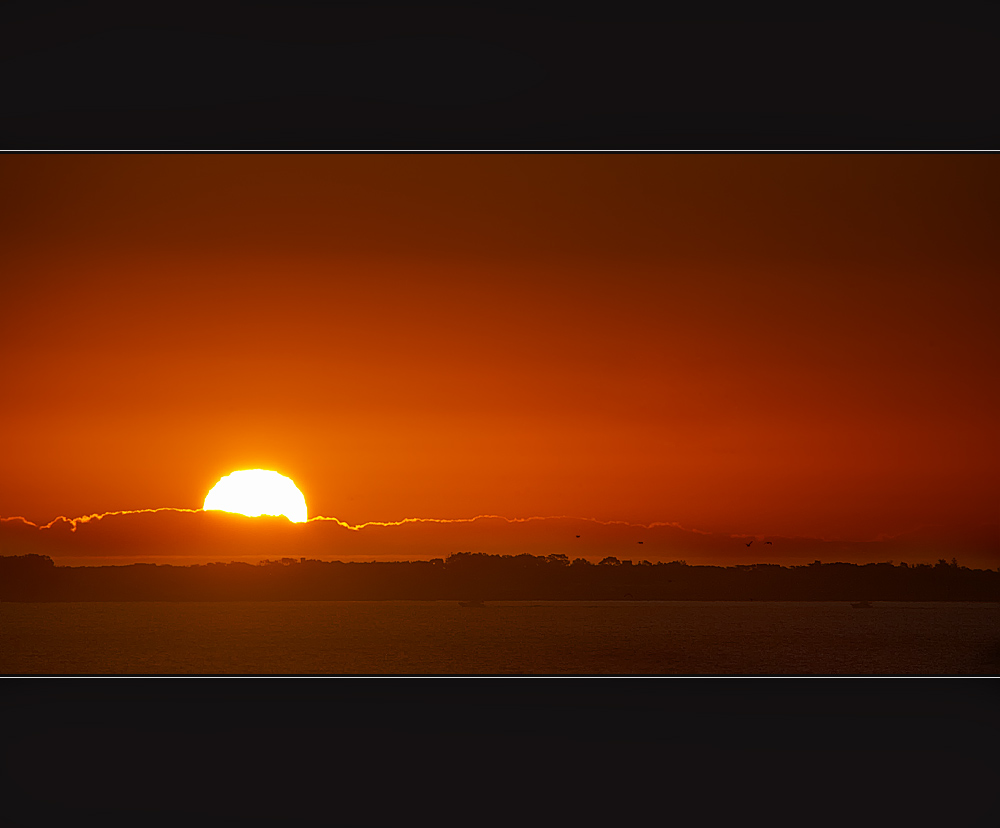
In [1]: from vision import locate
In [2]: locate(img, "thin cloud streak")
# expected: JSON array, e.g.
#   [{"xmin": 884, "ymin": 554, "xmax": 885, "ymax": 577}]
[
  {"xmin": 4, "ymin": 508, "xmax": 714, "ymax": 536},
  {"xmin": 308, "ymin": 513, "xmax": 714, "ymax": 534},
  {"xmin": 3, "ymin": 507, "xmax": 203, "ymax": 532}
]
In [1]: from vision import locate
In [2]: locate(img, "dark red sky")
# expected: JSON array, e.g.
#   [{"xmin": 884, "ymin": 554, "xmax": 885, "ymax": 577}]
[{"xmin": 1, "ymin": 154, "xmax": 997, "ymax": 554}]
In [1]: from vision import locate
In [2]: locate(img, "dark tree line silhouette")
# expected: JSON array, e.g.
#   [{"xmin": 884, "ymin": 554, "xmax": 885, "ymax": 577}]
[{"xmin": 1, "ymin": 552, "xmax": 997, "ymax": 602}]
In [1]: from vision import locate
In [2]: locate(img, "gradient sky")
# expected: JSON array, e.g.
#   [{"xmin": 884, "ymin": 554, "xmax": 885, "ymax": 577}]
[{"xmin": 1, "ymin": 154, "xmax": 997, "ymax": 549}]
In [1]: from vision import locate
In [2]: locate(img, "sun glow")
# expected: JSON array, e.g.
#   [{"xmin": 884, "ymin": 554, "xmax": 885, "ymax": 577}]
[{"xmin": 203, "ymin": 469, "xmax": 308, "ymax": 523}]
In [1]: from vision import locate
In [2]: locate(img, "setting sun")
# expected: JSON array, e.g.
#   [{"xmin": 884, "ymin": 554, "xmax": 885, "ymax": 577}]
[{"xmin": 203, "ymin": 469, "xmax": 308, "ymax": 523}]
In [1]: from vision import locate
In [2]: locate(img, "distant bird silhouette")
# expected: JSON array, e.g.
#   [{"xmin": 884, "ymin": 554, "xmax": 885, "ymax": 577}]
[
  {"xmin": 746, "ymin": 540, "xmax": 753, "ymax": 547},
  {"xmin": 575, "ymin": 535, "xmax": 580, "ymax": 538},
  {"xmin": 766, "ymin": 541, "xmax": 772, "ymax": 545},
  {"xmin": 637, "ymin": 541, "xmax": 643, "ymax": 544}
]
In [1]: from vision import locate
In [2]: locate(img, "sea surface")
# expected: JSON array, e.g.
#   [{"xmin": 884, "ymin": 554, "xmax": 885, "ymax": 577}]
[{"xmin": 2, "ymin": 600, "xmax": 997, "ymax": 675}]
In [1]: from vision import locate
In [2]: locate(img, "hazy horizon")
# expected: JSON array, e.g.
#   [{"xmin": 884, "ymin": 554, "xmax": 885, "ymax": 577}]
[{"xmin": 3, "ymin": 507, "xmax": 996, "ymax": 569}]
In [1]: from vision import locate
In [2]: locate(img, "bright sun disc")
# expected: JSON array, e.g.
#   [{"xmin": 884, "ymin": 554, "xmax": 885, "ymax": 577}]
[{"xmin": 204, "ymin": 469, "xmax": 308, "ymax": 523}]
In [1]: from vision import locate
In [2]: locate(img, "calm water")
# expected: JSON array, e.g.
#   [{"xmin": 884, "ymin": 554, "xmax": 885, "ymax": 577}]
[{"xmin": 2, "ymin": 600, "xmax": 997, "ymax": 675}]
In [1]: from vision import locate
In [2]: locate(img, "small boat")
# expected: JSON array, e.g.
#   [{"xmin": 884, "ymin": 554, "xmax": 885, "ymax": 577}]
[
  {"xmin": 851, "ymin": 600, "xmax": 873, "ymax": 609},
  {"xmin": 459, "ymin": 600, "xmax": 486, "ymax": 608}
]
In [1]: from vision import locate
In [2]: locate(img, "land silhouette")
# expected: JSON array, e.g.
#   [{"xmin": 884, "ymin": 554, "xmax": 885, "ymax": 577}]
[{"xmin": 2, "ymin": 551, "xmax": 996, "ymax": 602}]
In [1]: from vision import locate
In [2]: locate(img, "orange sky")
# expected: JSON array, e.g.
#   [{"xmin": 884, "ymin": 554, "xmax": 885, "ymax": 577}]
[{"xmin": 1, "ymin": 154, "xmax": 997, "ymax": 556}]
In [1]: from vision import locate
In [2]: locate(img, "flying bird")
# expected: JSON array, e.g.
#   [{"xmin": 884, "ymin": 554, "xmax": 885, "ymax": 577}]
[
  {"xmin": 637, "ymin": 541, "xmax": 643, "ymax": 544},
  {"xmin": 576, "ymin": 535, "xmax": 580, "ymax": 538},
  {"xmin": 746, "ymin": 540, "xmax": 753, "ymax": 547},
  {"xmin": 766, "ymin": 541, "xmax": 772, "ymax": 545}
]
